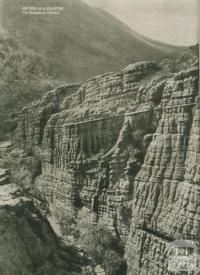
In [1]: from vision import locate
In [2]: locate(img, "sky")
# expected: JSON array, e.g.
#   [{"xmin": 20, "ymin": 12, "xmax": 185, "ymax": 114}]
[{"xmin": 83, "ymin": 0, "xmax": 199, "ymax": 46}]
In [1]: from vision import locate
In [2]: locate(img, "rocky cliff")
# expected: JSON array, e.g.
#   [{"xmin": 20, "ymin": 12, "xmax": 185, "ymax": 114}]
[
  {"xmin": 125, "ymin": 64, "xmax": 200, "ymax": 274},
  {"xmin": 15, "ymin": 60, "xmax": 199, "ymax": 274},
  {"xmin": 0, "ymin": 179, "xmax": 96, "ymax": 275}
]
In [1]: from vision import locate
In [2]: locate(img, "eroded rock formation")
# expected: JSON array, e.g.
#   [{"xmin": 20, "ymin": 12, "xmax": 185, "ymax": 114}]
[
  {"xmin": 15, "ymin": 60, "xmax": 199, "ymax": 274},
  {"xmin": 125, "ymin": 65, "xmax": 200, "ymax": 274}
]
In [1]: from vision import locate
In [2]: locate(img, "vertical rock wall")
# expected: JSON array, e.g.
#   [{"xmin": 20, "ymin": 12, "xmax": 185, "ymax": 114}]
[
  {"xmin": 16, "ymin": 61, "xmax": 199, "ymax": 273},
  {"xmin": 125, "ymin": 65, "xmax": 199, "ymax": 274}
]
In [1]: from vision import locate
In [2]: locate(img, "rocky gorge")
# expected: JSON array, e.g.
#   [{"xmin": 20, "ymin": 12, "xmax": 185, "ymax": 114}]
[{"xmin": 0, "ymin": 58, "xmax": 199, "ymax": 274}]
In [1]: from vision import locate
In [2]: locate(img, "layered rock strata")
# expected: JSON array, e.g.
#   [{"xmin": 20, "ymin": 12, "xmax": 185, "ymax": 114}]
[
  {"xmin": 17, "ymin": 61, "xmax": 160, "ymax": 242},
  {"xmin": 16, "ymin": 61, "xmax": 199, "ymax": 274},
  {"xmin": 125, "ymin": 65, "xmax": 200, "ymax": 274}
]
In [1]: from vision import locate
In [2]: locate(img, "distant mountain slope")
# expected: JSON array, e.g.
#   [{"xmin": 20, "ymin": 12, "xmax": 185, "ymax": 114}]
[
  {"xmin": 1, "ymin": 0, "xmax": 185, "ymax": 81},
  {"xmin": 0, "ymin": 32, "xmax": 57, "ymax": 140}
]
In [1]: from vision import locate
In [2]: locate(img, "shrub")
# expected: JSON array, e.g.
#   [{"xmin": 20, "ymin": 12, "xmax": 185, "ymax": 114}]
[{"xmin": 79, "ymin": 224, "xmax": 127, "ymax": 275}]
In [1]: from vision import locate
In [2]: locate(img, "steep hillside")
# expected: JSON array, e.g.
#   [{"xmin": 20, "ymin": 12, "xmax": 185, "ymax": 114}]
[
  {"xmin": 0, "ymin": 32, "xmax": 60, "ymax": 140},
  {"xmin": 1, "ymin": 0, "xmax": 185, "ymax": 81},
  {"xmin": 0, "ymin": 181, "xmax": 95, "ymax": 275}
]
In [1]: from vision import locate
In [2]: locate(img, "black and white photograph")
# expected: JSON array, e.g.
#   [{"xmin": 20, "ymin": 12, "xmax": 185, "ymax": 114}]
[{"xmin": 0, "ymin": 0, "xmax": 199, "ymax": 274}]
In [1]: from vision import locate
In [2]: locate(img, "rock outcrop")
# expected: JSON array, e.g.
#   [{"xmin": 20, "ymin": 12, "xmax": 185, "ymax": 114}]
[
  {"xmin": 0, "ymin": 182, "xmax": 96, "ymax": 275},
  {"xmin": 15, "ymin": 60, "xmax": 199, "ymax": 274},
  {"xmin": 125, "ymin": 65, "xmax": 200, "ymax": 274},
  {"xmin": 0, "ymin": 168, "xmax": 10, "ymax": 185}
]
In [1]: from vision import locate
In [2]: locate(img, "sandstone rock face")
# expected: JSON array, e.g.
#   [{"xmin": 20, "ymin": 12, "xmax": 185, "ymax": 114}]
[
  {"xmin": 125, "ymin": 65, "xmax": 200, "ymax": 274},
  {"xmin": 16, "ymin": 61, "xmax": 199, "ymax": 274},
  {"xmin": 16, "ymin": 61, "xmax": 160, "ymax": 242},
  {"xmin": 17, "ymin": 83, "xmax": 80, "ymax": 149}
]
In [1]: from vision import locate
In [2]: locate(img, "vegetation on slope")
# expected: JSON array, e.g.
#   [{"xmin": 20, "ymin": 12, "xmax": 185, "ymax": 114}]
[
  {"xmin": 1, "ymin": 0, "xmax": 185, "ymax": 81},
  {"xmin": 0, "ymin": 31, "xmax": 60, "ymax": 140},
  {"xmin": 0, "ymin": 0, "xmax": 197, "ymax": 142}
]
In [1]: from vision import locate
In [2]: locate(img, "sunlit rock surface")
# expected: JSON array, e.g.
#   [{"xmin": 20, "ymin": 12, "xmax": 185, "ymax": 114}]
[{"xmin": 15, "ymin": 61, "xmax": 199, "ymax": 274}]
